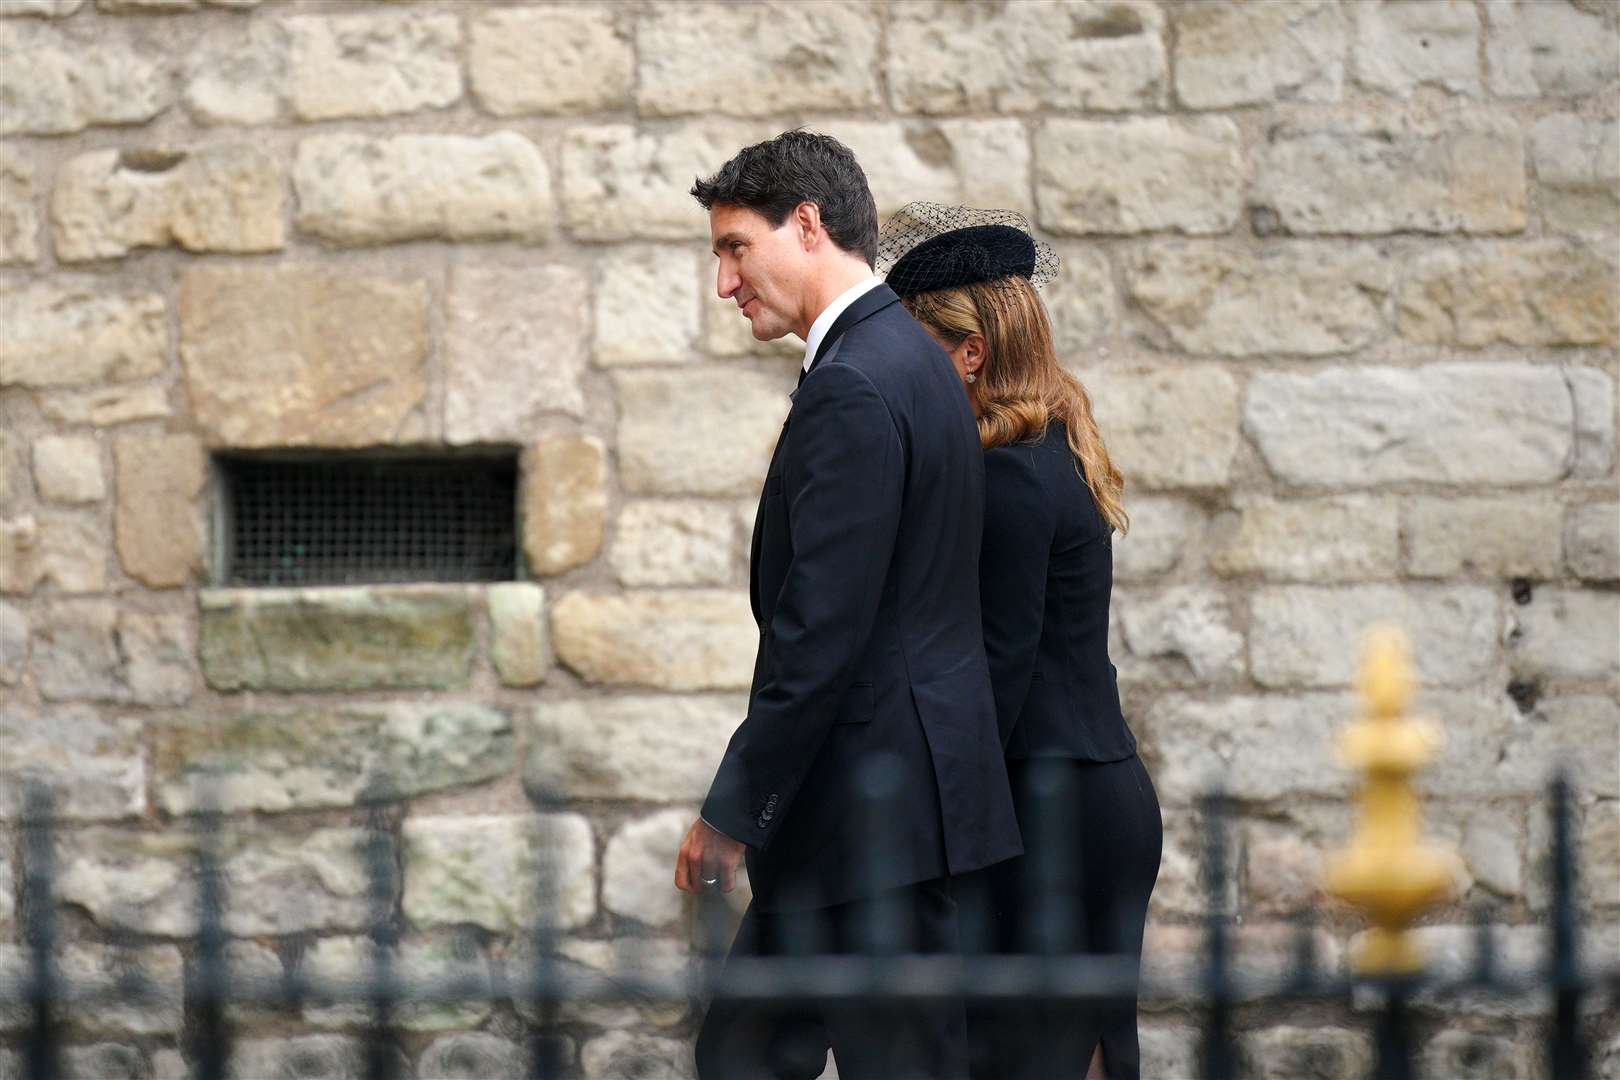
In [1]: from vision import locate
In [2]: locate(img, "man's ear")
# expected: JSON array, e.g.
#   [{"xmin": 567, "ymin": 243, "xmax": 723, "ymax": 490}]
[{"xmin": 793, "ymin": 201, "xmax": 822, "ymax": 250}]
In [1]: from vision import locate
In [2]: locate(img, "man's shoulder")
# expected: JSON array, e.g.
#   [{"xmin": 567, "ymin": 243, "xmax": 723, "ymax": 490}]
[{"xmin": 825, "ymin": 304, "xmax": 948, "ymax": 390}]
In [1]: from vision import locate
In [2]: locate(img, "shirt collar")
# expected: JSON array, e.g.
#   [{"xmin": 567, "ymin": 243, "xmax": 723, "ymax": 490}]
[{"xmin": 802, "ymin": 275, "xmax": 882, "ymax": 372}]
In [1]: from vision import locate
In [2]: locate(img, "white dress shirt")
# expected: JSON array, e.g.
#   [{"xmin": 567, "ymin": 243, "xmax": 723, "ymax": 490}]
[{"xmin": 802, "ymin": 275, "xmax": 883, "ymax": 372}]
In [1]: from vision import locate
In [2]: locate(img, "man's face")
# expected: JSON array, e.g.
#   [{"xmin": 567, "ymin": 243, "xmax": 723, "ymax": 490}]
[{"xmin": 710, "ymin": 203, "xmax": 805, "ymax": 342}]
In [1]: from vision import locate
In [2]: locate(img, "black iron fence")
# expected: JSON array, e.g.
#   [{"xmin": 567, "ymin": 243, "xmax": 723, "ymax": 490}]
[{"xmin": 2, "ymin": 775, "xmax": 1615, "ymax": 1080}]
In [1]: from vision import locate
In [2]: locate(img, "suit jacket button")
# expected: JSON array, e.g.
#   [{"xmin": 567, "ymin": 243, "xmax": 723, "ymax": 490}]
[{"xmin": 756, "ymin": 816, "xmax": 769, "ymax": 829}]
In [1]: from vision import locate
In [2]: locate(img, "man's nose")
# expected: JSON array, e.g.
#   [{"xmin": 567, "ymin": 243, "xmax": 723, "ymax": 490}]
[{"xmin": 716, "ymin": 263, "xmax": 740, "ymax": 300}]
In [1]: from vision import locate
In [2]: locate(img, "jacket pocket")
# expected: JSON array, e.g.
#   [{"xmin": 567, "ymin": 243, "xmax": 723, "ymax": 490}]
[{"xmin": 834, "ymin": 682, "xmax": 875, "ymax": 724}]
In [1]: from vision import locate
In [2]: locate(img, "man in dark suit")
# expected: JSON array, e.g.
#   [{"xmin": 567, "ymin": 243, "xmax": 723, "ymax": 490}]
[{"xmin": 673, "ymin": 131, "xmax": 1020, "ymax": 1079}]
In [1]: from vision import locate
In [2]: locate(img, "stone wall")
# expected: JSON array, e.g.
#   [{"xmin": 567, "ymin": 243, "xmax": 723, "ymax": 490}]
[{"xmin": 0, "ymin": 0, "xmax": 1616, "ymax": 1076}]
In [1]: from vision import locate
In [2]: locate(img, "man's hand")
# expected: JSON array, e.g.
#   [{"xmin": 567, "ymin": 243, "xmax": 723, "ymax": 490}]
[{"xmin": 674, "ymin": 817, "xmax": 746, "ymax": 894}]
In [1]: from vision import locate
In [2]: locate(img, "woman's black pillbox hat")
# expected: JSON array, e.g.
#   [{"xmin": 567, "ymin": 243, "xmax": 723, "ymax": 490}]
[{"xmin": 878, "ymin": 202, "xmax": 1059, "ymax": 299}]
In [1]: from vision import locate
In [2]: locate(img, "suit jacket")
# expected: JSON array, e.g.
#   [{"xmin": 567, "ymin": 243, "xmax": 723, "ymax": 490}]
[
  {"xmin": 701, "ymin": 283, "xmax": 1021, "ymax": 913},
  {"xmin": 979, "ymin": 419, "xmax": 1137, "ymax": 762}
]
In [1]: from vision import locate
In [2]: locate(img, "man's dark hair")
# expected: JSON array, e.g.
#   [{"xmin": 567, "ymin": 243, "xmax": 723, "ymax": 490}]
[{"xmin": 691, "ymin": 130, "xmax": 879, "ymax": 267}]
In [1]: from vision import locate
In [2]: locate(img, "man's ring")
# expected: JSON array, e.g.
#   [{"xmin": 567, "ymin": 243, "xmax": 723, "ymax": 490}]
[{"xmin": 702, "ymin": 877, "xmax": 718, "ymax": 885}]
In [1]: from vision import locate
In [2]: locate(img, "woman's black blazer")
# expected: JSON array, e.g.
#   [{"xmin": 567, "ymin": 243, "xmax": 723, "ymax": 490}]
[{"xmin": 979, "ymin": 419, "xmax": 1137, "ymax": 762}]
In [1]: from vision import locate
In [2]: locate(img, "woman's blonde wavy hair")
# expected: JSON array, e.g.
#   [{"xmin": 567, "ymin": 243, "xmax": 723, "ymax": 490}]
[{"xmin": 904, "ymin": 277, "xmax": 1128, "ymax": 535}]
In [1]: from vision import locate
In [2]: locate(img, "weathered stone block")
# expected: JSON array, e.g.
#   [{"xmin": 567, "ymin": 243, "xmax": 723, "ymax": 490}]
[
  {"xmin": 581, "ymin": 1033, "xmax": 694, "ymax": 1080},
  {"xmin": 1086, "ymin": 367, "xmax": 1241, "ymax": 489},
  {"xmin": 1244, "ymin": 823, "xmax": 1327, "ymax": 917},
  {"xmin": 199, "ymin": 586, "xmax": 473, "ymax": 692},
  {"xmin": 32, "ymin": 434, "xmax": 105, "ymax": 504},
  {"xmin": 603, "ymin": 809, "xmax": 692, "ymax": 928},
  {"xmin": 1043, "ymin": 244, "xmax": 1115, "ymax": 354},
  {"xmin": 303, "ymin": 936, "xmax": 491, "ymax": 1032},
  {"xmin": 226, "ymin": 1037, "xmax": 398, "ymax": 1080},
  {"xmin": 1397, "ymin": 242, "xmax": 1616, "ymax": 347},
  {"xmin": 114, "ymin": 433, "xmax": 205, "ymax": 588},
  {"xmin": 1150, "ymin": 811, "xmax": 1237, "ymax": 917},
  {"xmin": 1349, "ymin": 0, "xmax": 1481, "ymax": 97},
  {"xmin": 179, "ymin": 265, "xmax": 429, "ymax": 447},
  {"xmin": 469, "ymin": 5, "xmax": 632, "ymax": 115},
  {"xmin": 522, "ymin": 435, "xmax": 607, "ymax": 576},
  {"xmin": 118, "ymin": 609, "xmax": 193, "ymax": 706},
  {"xmin": 183, "ymin": 17, "xmax": 287, "ymax": 126},
  {"xmin": 1404, "ymin": 496, "xmax": 1563, "ymax": 579},
  {"xmin": 294, "ymin": 132, "xmax": 550, "ymax": 245},
  {"xmin": 594, "ymin": 246, "xmax": 701, "ymax": 365},
  {"xmin": 0, "ymin": 513, "xmax": 106, "ymax": 594},
  {"xmin": 403, "ymin": 813, "xmax": 594, "ymax": 933},
  {"xmin": 507, "ymin": 936, "xmax": 691, "ymax": 1030},
  {"xmin": 1144, "ymin": 693, "xmax": 1354, "ymax": 805},
  {"xmin": 38, "ymin": 385, "xmax": 169, "ymax": 427},
  {"xmin": 559, "ymin": 122, "xmax": 767, "ymax": 241},
  {"xmin": 1250, "ymin": 585, "xmax": 1498, "ymax": 688},
  {"xmin": 1571, "ymin": 365, "xmax": 1615, "ymax": 478},
  {"xmin": 640, "ymin": 2, "xmax": 879, "ymax": 116},
  {"xmin": 0, "ymin": 146, "xmax": 37, "ymax": 264},
  {"xmin": 1113, "ymin": 586, "xmax": 1245, "ymax": 683},
  {"xmin": 888, "ymin": 0, "xmax": 1166, "ymax": 114},
  {"xmin": 0, "ymin": 600, "xmax": 24, "ymax": 686},
  {"xmin": 0, "ymin": 0, "xmax": 84, "ymax": 13},
  {"xmin": 57, "ymin": 826, "xmax": 374, "ymax": 936},
  {"xmin": 1253, "ymin": 113, "xmax": 1525, "ymax": 235},
  {"xmin": 1420, "ymin": 1032, "xmax": 1530, "ymax": 1080},
  {"xmin": 1139, "ymin": 1024, "xmax": 1200, "ymax": 1080},
  {"xmin": 1565, "ymin": 502, "xmax": 1619, "ymax": 581},
  {"xmin": 1427, "ymin": 692, "xmax": 1604, "ymax": 799},
  {"xmin": 52, "ymin": 145, "xmax": 285, "ymax": 261},
  {"xmin": 1037, "ymin": 118, "xmax": 1244, "ymax": 235},
  {"xmin": 31, "ymin": 599, "xmax": 121, "ymax": 701},
  {"xmin": 0, "ymin": 708, "xmax": 143, "ymax": 821},
  {"xmin": 1173, "ymin": 0, "xmax": 1344, "ymax": 108},
  {"xmin": 0, "ymin": 279, "xmax": 166, "ymax": 389},
  {"xmin": 418, "ymin": 1034, "xmax": 526, "ymax": 1080},
  {"xmin": 1244, "ymin": 366, "xmax": 1574, "ymax": 487},
  {"xmin": 1533, "ymin": 114, "xmax": 1620, "ymax": 236},
  {"xmin": 1507, "ymin": 589, "xmax": 1619, "ymax": 681},
  {"xmin": 1484, "ymin": 0, "xmax": 1617, "ymax": 97},
  {"xmin": 1143, "ymin": 923, "xmax": 1344, "ymax": 988},
  {"xmin": 610, "ymin": 501, "xmax": 735, "ymax": 587},
  {"xmin": 58, "ymin": 1045, "xmax": 151, "ymax": 1080},
  {"xmin": 525, "ymin": 694, "xmax": 743, "ymax": 802},
  {"xmin": 0, "ymin": 432, "xmax": 18, "ymax": 508},
  {"xmin": 154, "ymin": 702, "xmax": 512, "ymax": 815},
  {"xmin": 285, "ymin": 10, "xmax": 460, "ymax": 121},
  {"xmin": 1243, "ymin": 1026, "xmax": 1373, "ymax": 1080},
  {"xmin": 552, "ymin": 590, "xmax": 756, "ymax": 690},
  {"xmin": 1113, "ymin": 496, "xmax": 1205, "ymax": 581},
  {"xmin": 0, "ymin": 21, "xmax": 171, "ymax": 135},
  {"xmin": 826, "ymin": 119, "xmax": 1033, "ymax": 218},
  {"xmin": 1210, "ymin": 495, "xmax": 1399, "ymax": 581},
  {"xmin": 489, "ymin": 583, "xmax": 548, "ymax": 687},
  {"xmin": 1127, "ymin": 242, "xmax": 1391, "ymax": 356},
  {"xmin": 447, "ymin": 264, "xmax": 587, "ymax": 440},
  {"xmin": 37, "ymin": 947, "xmax": 184, "ymax": 1037},
  {"xmin": 616, "ymin": 368, "xmax": 788, "ymax": 496}
]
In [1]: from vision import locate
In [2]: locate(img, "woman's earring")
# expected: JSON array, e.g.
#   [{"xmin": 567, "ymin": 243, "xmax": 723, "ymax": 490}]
[{"xmin": 965, "ymin": 373, "xmax": 977, "ymax": 383}]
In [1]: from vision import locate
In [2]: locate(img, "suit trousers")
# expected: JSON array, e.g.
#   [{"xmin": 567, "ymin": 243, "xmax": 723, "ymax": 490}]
[{"xmin": 694, "ymin": 877, "xmax": 969, "ymax": 1080}]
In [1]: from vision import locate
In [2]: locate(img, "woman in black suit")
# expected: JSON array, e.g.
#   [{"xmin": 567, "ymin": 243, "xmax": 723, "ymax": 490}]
[{"xmin": 880, "ymin": 204, "xmax": 1163, "ymax": 1080}]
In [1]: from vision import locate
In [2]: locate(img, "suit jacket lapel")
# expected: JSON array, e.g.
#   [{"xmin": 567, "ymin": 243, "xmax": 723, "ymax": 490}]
[{"xmin": 807, "ymin": 283, "xmax": 901, "ymax": 375}]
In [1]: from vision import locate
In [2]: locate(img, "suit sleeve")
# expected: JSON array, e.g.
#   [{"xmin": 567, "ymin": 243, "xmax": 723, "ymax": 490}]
[
  {"xmin": 700, "ymin": 362, "xmax": 902, "ymax": 850},
  {"xmin": 979, "ymin": 446, "xmax": 1054, "ymax": 748}
]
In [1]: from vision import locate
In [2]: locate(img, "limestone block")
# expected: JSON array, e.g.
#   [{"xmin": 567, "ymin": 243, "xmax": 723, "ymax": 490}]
[
  {"xmin": 603, "ymin": 809, "xmax": 692, "ymax": 927},
  {"xmin": 1143, "ymin": 923, "xmax": 1343, "ymax": 989},
  {"xmin": 610, "ymin": 501, "xmax": 735, "ymax": 587},
  {"xmin": 32, "ymin": 434, "xmax": 105, "ymax": 504},
  {"xmin": 184, "ymin": 17, "xmax": 288, "ymax": 125},
  {"xmin": 640, "ymin": 2, "xmax": 879, "ymax": 116},
  {"xmin": 418, "ymin": 1034, "xmax": 526, "ymax": 1080},
  {"xmin": 1085, "ymin": 367, "xmax": 1241, "ymax": 489},
  {"xmin": 1532, "ymin": 114, "xmax": 1620, "ymax": 235},
  {"xmin": 52, "ymin": 145, "xmax": 284, "ymax": 261},
  {"xmin": 1565, "ymin": 502, "xmax": 1619, "ymax": 581},
  {"xmin": 581, "ymin": 1033, "xmax": 694, "ymax": 1080},
  {"xmin": 1507, "ymin": 589, "xmax": 1619, "ymax": 681},
  {"xmin": 1139, "ymin": 1025, "xmax": 1200, "ymax": 1080},
  {"xmin": 60, "ymin": 1045, "xmax": 151, "ymax": 1080},
  {"xmin": 114, "ymin": 433, "xmax": 205, "ymax": 588},
  {"xmin": 31, "ymin": 598, "xmax": 122, "ymax": 701},
  {"xmin": 1397, "ymin": 242, "xmax": 1616, "ymax": 347},
  {"xmin": 447, "ymin": 264, "xmax": 587, "ymax": 440},
  {"xmin": 559, "ymin": 122, "xmax": 768, "ymax": 241},
  {"xmin": 285, "ymin": 10, "xmax": 460, "ymax": 121},
  {"xmin": 1244, "ymin": 365, "xmax": 1574, "ymax": 487},
  {"xmin": 1420, "ymin": 1033, "xmax": 1530, "ymax": 1080},
  {"xmin": 1423, "ymin": 691, "xmax": 1602, "ymax": 798},
  {"xmin": 38, "ymin": 385, "xmax": 169, "ymax": 427},
  {"xmin": 1244, "ymin": 824, "xmax": 1326, "ymax": 917},
  {"xmin": 57, "ymin": 826, "xmax": 374, "ymax": 936},
  {"xmin": 888, "ymin": 0, "xmax": 1166, "ymax": 114},
  {"xmin": 469, "ymin": 5, "xmax": 632, "ymax": 115},
  {"xmin": 154, "ymin": 702, "xmax": 512, "ymax": 815},
  {"xmin": 1126, "ymin": 242, "xmax": 1391, "ymax": 356},
  {"xmin": 0, "ymin": 279, "xmax": 166, "ymax": 389},
  {"xmin": 593, "ymin": 246, "xmax": 701, "ymax": 365},
  {"xmin": 118, "ymin": 609, "xmax": 193, "ymax": 707},
  {"xmin": 1403, "ymin": 496, "xmax": 1563, "ymax": 579},
  {"xmin": 521, "ymin": 435, "xmax": 607, "ymax": 576},
  {"xmin": 0, "ymin": 21, "xmax": 171, "ymax": 135},
  {"xmin": 1571, "ymin": 365, "xmax": 1615, "ymax": 478},
  {"xmin": 0, "ymin": 146, "xmax": 37, "ymax": 264},
  {"xmin": 1250, "ymin": 585, "xmax": 1498, "ymax": 688},
  {"xmin": 403, "ymin": 813, "xmax": 594, "ymax": 933},
  {"xmin": 1149, "ymin": 812, "xmax": 1237, "ymax": 918},
  {"xmin": 616, "ymin": 367, "xmax": 788, "ymax": 496},
  {"xmin": 1253, "ymin": 113, "xmax": 1526, "ymax": 235},
  {"xmin": 1043, "ymin": 244, "xmax": 1115, "ymax": 354},
  {"xmin": 0, "ymin": 708, "xmax": 143, "ymax": 821},
  {"xmin": 524, "ymin": 694, "xmax": 743, "ymax": 802},
  {"xmin": 1484, "ymin": 0, "xmax": 1617, "ymax": 97},
  {"xmin": 1243, "ymin": 1027, "xmax": 1373, "ymax": 1080},
  {"xmin": 43, "ymin": 947, "xmax": 184, "ymax": 1036},
  {"xmin": 1112, "ymin": 496, "xmax": 1205, "ymax": 581},
  {"xmin": 1210, "ymin": 495, "xmax": 1399, "ymax": 582},
  {"xmin": 302, "ymin": 936, "xmax": 490, "ymax": 1032},
  {"xmin": 1173, "ymin": 0, "xmax": 1344, "ymax": 108},
  {"xmin": 1349, "ymin": 0, "xmax": 1481, "ymax": 97},
  {"xmin": 502, "ymin": 936, "xmax": 690, "ymax": 1031},
  {"xmin": 295, "ymin": 132, "xmax": 550, "ymax": 245},
  {"xmin": 1529, "ymin": 796, "xmax": 1620, "ymax": 912},
  {"xmin": 0, "ymin": 432, "xmax": 18, "ymax": 508},
  {"xmin": 0, "ymin": 513, "xmax": 106, "ymax": 594},
  {"xmin": 1036, "ymin": 117, "xmax": 1243, "ymax": 235},
  {"xmin": 552, "ymin": 590, "xmax": 756, "ymax": 690},
  {"xmin": 489, "ymin": 583, "xmax": 548, "ymax": 687},
  {"xmin": 824, "ymin": 119, "xmax": 1033, "ymax": 218},
  {"xmin": 179, "ymin": 265, "xmax": 429, "ymax": 447},
  {"xmin": 226, "ymin": 1037, "xmax": 398, "ymax": 1080},
  {"xmin": 0, "ymin": 0, "xmax": 84, "ymax": 13},
  {"xmin": 1143, "ymin": 693, "xmax": 1354, "ymax": 805},
  {"xmin": 1113, "ymin": 586, "xmax": 1245, "ymax": 684},
  {"xmin": 200, "ymin": 586, "xmax": 473, "ymax": 692},
  {"xmin": 0, "ymin": 600, "xmax": 23, "ymax": 685}
]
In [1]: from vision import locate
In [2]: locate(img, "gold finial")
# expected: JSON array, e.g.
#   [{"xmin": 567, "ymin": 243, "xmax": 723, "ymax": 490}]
[{"xmin": 1324, "ymin": 626, "xmax": 1462, "ymax": 974}]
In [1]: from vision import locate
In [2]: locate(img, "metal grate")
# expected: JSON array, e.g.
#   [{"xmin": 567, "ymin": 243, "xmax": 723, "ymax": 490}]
[{"xmin": 218, "ymin": 454, "xmax": 518, "ymax": 586}]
